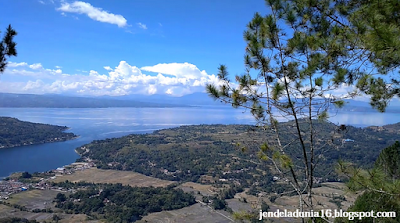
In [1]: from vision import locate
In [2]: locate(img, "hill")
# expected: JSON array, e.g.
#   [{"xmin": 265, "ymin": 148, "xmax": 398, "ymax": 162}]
[
  {"xmin": 76, "ymin": 121, "xmax": 400, "ymax": 195},
  {"xmin": 0, "ymin": 117, "xmax": 77, "ymax": 149},
  {"xmin": 0, "ymin": 93, "xmax": 188, "ymax": 108}
]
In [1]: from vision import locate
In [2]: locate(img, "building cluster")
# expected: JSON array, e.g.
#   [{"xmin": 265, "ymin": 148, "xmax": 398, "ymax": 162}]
[
  {"xmin": 0, "ymin": 161, "xmax": 95, "ymax": 200},
  {"xmin": 0, "ymin": 181, "xmax": 27, "ymax": 200},
  {"xmin": 52, "ymin": 161, "xmax": 95, "ymax": 176},
  {"xmin": 160, "ymin": 168, "xmax": 182, "ymax": 176},
  {"xmin": 222, "ymin": 167, "xmax": 253, "ymax": 175}
]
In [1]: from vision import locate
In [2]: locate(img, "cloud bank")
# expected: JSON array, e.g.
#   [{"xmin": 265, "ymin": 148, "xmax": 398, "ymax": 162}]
[
  {"xmin": 1, "ymin": 61, "xmax": 221, "ymax": 97},
  {"xmin": 1, "ymin": 61, "xmax": 370, "ymax": 100}
]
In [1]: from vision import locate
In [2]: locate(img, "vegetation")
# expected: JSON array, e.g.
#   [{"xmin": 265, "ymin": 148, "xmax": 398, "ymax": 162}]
[
  {"xmin": 20, "ymin": 172, "xmax": 32, "ymax": 179},
  {"xmin": 375, "ymin": 141, "xmax": 400, "ymax": 180},
  {"xmin": 0, "ymin": 24, "xmax": 17, "ymax": 73},
  {"xmin": 211, "ymin": 196, "xmax": 227, "ymax": 210},
  {"xmin": 337, "ymin": 141, "xmax": 400, "ymax": 222},
  {"xmin": 77, "ymin": 123, "xmax": 400, "ymax": 196},
  {"xmin": 232, "ymin": 201, "xmax": 270, "ymax": 223},
  {"xmin": 1, "ymin": 0, "xmax": 399, "ymax": 222},
  {"xmin": 52, "ymin": 181, "xmax": 196, "ymax": 222},
  {"xmin": 0, "ymin": 117, "xmax": 77, "ymax": 149},
  {"xmin": 0, "ymin": 218, "xmax": 37, "ymax": 223},
  {"xmin": 335, "ymin": 0, "xmax": 400, "ymax": 109},
  {"xmin": 204, "ymin": 0, "xmax": 399, "ymax": 222}
]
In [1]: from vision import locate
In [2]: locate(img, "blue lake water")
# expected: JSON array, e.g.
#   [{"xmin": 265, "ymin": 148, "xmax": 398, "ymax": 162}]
[{"xmin": 0, "ymin": 107, "xmax": 399, "ymax": 179}]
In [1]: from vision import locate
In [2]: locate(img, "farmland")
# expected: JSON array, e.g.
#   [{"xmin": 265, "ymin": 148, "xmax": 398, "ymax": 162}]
[{"xmin": 52, "ymin": 168, "xmax": 174, "ymax": 187}]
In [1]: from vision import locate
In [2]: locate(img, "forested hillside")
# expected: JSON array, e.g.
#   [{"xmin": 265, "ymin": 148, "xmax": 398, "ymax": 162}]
[
  {"xmin": 0, "ymin": 117, "xmax": 77, "ymax": 149},
  {"xmin": 77, "ymin": 120, "xmax": 400, "ymax": 195}
]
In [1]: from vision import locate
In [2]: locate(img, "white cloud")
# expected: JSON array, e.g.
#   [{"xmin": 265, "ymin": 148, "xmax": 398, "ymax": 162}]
[
  {"xmin": 29, "ymin": 63, "xmax": 43, "ymax": 70},
  {"xmin": 76, "ymin": 69, "xmax": 88, "ymax": 73},
  {"xmin": 109, "ymin": 61, "xmax": 142, "ymax": 79},
  {"xmin": 23, "ymin": 80, "xmax": 45, "ymax": 91},
  {"xmin": 104, "ymin": 66, "xmax": 112, "ymax": 71},
  {"xmin": 323, "ymin": 83, "xmax": 360, "ymax": 99},
  {"xmin": 147, "ymin": 85, "xmax": 157, "ymax": 94},
  {"xmin": 57, "ymin": 1, "xmax": 127, "ymax": 28},
  {"xmin": 141, "ymin": 62, "xmax": 209, "ymax": 80},
  {"xmin": 8, "ymin": 62, "xmax": 28, "ymax": 67},
  {"xmin": 166, "ymin": 88, "xmax": 173, "ymax": 95},
  {"xmin": 1, "ymin": 61, "xmax": 222, "ymax": 96},
  {"xmin": 137, "ymin": 22, "xmax": 147, "ymax": 30},
  {"xmin": 38, "ymin": 0, "xmax": 45, "ymax": 4}
]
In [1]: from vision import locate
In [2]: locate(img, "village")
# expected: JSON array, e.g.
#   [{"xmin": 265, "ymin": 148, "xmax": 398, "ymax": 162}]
[{"xmin": 0, "ymin": 158, "xmax": 95, "ymax": 201}]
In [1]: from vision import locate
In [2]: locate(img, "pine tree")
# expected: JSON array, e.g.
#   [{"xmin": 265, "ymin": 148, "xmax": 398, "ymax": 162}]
[
  {"xmin": 292, "ymin": 0, "xmax": 400, "ymax": 111},
  {"xmin": 206, "ymin": 0, "xmax": 399, "ymax": 222},
  {"xmin": 337, "ymin": 142, "xmax": 400, "ymax": 222},
  {"xmin": 0, "ymin": 24, "xmax": 18, "ymax": 73}
]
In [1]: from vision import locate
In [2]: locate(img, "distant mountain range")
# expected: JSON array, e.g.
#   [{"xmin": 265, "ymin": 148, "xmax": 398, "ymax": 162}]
[
  {"xmin": 0, "ymin": 92, "xmax": 399, "ymax": 111},
  {"xmin": 334, "ymin": 99, "xmax": 400, "ymax": 113},
  {"xmin": 0, "ymin": 93, "xmax": 190, "ymax": 108},
  {"xmin": 106, "ymin": 92, "xmax": 229, "ymax": 107}
]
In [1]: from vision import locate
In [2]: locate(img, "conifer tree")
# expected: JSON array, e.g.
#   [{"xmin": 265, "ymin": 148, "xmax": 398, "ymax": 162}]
[
  {"xmin": 311, "ymin": 0, "xmax": 400, "ymax": 111},
  {"xmin": 337, "ymin": 142, "xmax": 400, "ymax": 222},
  {"xmin": 0, "ymin": 24, "xmax": 18, "ymax": 73},
  {"xmin": 206, "ymin": 0, "xmax": 399, "ymax": 222}
]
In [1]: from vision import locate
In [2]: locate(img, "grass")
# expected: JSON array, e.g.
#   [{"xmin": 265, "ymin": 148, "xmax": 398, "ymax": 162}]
[
  {"xmin": 1, "ymin": 169, "xmax": 359, "ymax": 223},
  {"xmin": 51, "ymin": 168, "xmax": 174, "ymax": 187},
  {"xmin": 6, "ymin": 189, "xmax": 64, "ymax": 210},
  {"xmin": 137, "ymin": 203, "xmax": 234, "ymax": 223}
]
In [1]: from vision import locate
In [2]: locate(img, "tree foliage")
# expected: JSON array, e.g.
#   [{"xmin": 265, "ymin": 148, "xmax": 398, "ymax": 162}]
[
  {"xmin": 0, "ymin": 218, "xmax": 37, "ymax": 223},
  {"xmin": 207, "ymin": 0, "xmax": 353, "ymax": 219},
  {"xmin": 0, "ymin": 24, "xmax": 17, "ymax": 73},
  {"xmin": 53, "ymin": 182, "xmax": 196, "ymax": 222},
  {"xmin": 291, "ymin": 0, "xmax": 400, "ymax": 111},
  {"xmin": 336, "ymin": 141, "xmax": 400, "ymax": 222},
  {"xmin": 206, "ymin": 0, "xmax": 399, "ymax": 221},
  {"xmin": 375, "ymin": 141, "xmax": 400, "ymax": 180},
  {"xmin": 0, "ymin": 117, "xmax": 77, "ymax": 149},
  {"xmin": 20, "ymin": 172, "xmax": 32, "ymax": 179},
  {"xmin": 337, "ymin": 141, "xmax": 400, "ymax": 196}
]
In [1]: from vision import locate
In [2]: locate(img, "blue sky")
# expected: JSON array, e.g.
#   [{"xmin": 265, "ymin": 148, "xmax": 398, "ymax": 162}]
[
  {"xmin": 0, "ymin": 0, "xmax": 398, "ymax": 106},
  {"xmin": 0, "ymin": 0, "xmax": 271, "ymax": 96}
]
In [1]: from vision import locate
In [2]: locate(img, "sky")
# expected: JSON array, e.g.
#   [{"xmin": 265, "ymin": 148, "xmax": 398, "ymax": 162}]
[
  {"xmin": 0, "ymin": 0, "xmax": 271, "ymax": 96},
  {"xmin": 0, "ymin": 0, "xmax": 398, "ymax": 106}
]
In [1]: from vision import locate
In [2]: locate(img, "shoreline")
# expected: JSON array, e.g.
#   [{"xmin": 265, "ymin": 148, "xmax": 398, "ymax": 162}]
[
  {"xmin": 1, "ymin": 138, "xmax": 83, "ymax": 181},
  {"xmin": 0, "ymin": 135, "xmax": 80, "ymax": 150},
  {"xmin": 2, "ymin": 121, "xmax": 400, "ymax": 181}
]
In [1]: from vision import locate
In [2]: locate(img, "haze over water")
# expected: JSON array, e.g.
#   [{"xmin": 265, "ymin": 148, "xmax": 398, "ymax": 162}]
[{"xmin": 0, "ymin": 107, "xmax": 399, "ymax": 179}]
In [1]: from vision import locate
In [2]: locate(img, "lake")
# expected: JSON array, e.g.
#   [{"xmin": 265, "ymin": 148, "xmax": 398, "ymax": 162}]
[{"xmin": 0, "ymin": 107, "xmax": 399, "ymax": 179}]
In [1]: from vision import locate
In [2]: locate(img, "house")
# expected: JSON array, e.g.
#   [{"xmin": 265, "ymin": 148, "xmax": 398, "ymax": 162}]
[{"xmin": 55, "ymin": 167, "xmax": 65, "ymax": 174}]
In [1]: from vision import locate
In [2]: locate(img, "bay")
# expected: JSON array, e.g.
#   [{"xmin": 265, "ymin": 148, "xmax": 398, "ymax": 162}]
[{"xmin": 0, "ymin": 107, "xmax": 399, "ymax": 179}]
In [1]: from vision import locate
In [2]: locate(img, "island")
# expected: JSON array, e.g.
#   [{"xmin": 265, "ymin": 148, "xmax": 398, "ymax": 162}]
[{"xmin": 0, "ymin": 117, "xmax": 77, "ymax": 149}]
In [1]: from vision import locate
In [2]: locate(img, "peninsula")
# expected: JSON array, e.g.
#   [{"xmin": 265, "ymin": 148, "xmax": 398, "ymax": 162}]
[{"xmin": 0, "ymin": 117, "xmax": 77, "ymax": 149}]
